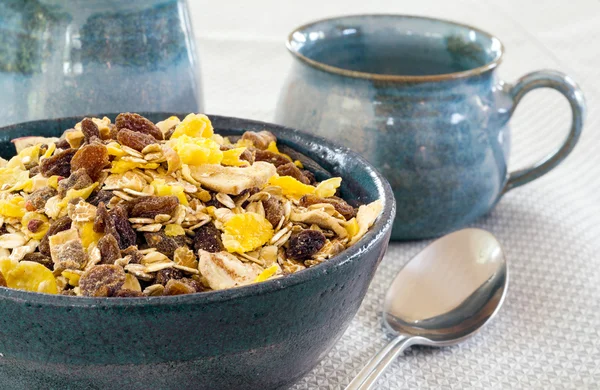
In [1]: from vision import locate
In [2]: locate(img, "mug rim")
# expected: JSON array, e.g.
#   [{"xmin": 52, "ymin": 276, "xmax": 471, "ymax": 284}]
[{"xmin": 286, "ymin": 14, "xmax": 505, "ymax": 83}]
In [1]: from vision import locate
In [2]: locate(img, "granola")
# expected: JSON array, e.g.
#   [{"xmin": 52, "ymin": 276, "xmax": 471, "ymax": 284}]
[{"xmin": 0, "ymin": 113, "xmax": 382, "ymax": 297}]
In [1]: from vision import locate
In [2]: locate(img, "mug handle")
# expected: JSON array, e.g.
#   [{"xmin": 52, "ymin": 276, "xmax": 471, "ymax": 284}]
[{"xmin": 502, "ymin": 70, "xmax": 586, "ymax": 193}]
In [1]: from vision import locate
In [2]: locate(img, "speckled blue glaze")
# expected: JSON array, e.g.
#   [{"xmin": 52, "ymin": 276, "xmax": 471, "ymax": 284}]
[
  {"xmin": 0, "ymin": 114, "xmax": 395, "ymax": 390},
  {"xmin": 276, "ymin": 15, "xmax": 585, "ymax": 240},
  {"xmin": 0, "ymin": 1, "xmax": 203, "ymax": 127}
]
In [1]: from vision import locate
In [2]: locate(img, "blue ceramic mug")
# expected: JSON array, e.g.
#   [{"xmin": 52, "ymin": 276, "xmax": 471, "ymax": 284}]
[{"xmin": 275, "ymin": 15, "xmax": 585, "ymax": 240}]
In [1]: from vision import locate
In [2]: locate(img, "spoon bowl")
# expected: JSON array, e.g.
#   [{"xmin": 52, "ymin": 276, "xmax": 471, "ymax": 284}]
[{"xmin": 347, "ymin": 228, "xmax": 508, "ymax": 389}]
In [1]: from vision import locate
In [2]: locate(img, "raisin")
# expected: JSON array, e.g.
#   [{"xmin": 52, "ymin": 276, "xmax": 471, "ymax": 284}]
[
  {"xmin": 193, "ymin": 222, "xmax": 224, "ymax": 253},
  {"xmin": 109, "ymin": 205, "xmax": 137, "ymax": 250},
  {"xmin": 144, "ymin": 232, "xmax": 178, "ymax": 258},
  {"xmin": 55, "ymin": 138, "xmax": 71, "ymax": 149},
  {"xmin": 241, "ymin": 130, "xmax": 276, "ymax": 150},
  {"xmin": 40, "ymin": 148, "xmax": 77, "ymax": 178},
  {"xmin": 0, "ymin": 225, "xmax": 7, "ymax": 235},
  {"xmin": 276, "ymin": 162, "xmax": 311, "ymax": 185},
  {"xmin": 94, "ymin": 202, "xmax": 109, "ymax": 233},
  {"xmin": 27, "ymin": 187, "xmax": 58, "ymax": 210},
  {"xmin": 254, "ymin": 150, "xmax": 290, "ymax": 167},
  {"xmin": 286, "ymin": 229, "xmax": 326, "ymax": 261},
  {"xmin": 88, "ymin": 190, "xmax": 114, "ymax": 207},
  {"xmin": 115, "ymin": 113, "xmax": 163, "ymax": 140},
  {"xmin": 58, "ymin": 168, "xmax": 93, "ymax": 197},
  {"xmin": 114, "ymin": 289, "xmax": 144, "ymax": 298},
  {"xmin": 299, "ymin": 194, "xmax": 356, "ymax": 220},
  {"xmin": 22, "ymin": 253, "xmax": 54, "ymax": 270},
  {"xmin": 0, "ymin": 270, "xmax": 6, "ymax": 287},
  {"xmin": 81, "ymin": 118, "xmax": 100, "ymax": 143},
  {"xmin": 39, "ymin": 216, "xmax": 72, "ymax": 256},
  {"xmin": 98, "ymin": 234, "xmax": 121, "ymax": 264},
  {"xmin": 163, "ymin": 278, "xmax": 196, "ymax": 296},
  {"xmin": 27, "ymin": 219, "xmax": 44, "ymax": 233},
  {"xmin": 107, "ymin": 124, "xmax": 119, "ymax": 140},
  {"xmin": 154, "ymin": 267, "xmax": 184, "ymax": 286},
  {"xmin": 262, "ymin": 197, "xmax": 284, "ymax": 227},
  {"xmin": 117, "ymin": 128, "xmax": 157, "ymax": 152},
  {"xmin": 71, "ymin": 142, "xmax": 109, "ymax": 181},
  {"xmin": 121, "ymin": 246, "xmax": 144, "ymax": 264},
  {"xmin": 79, "ymin": 264, "xmax": 126, "ymax": 297},
  {"xmin": 29, "ymin": 166, "xmax": 40, "ymax": 177},
  {"xmin": 94, "ymin": 203, "xmax": 136, "ymax": 250},
  {"xmin": 128, "ymin": 196, "xmax": 179, "ymax": 218},
  {"xmin": 302, "ymin": 170, "xmax": 316, "ymax": 185}
]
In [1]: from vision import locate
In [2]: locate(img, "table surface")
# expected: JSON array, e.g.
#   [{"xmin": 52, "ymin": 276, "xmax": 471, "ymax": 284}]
[{"xmin": 188, "ymin": 1, "xmax": 600, "ymax": 388}]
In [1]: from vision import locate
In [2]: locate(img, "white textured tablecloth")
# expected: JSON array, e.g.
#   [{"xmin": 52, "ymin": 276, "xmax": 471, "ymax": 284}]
[{"xmin": 189, "ymin": 1, "xmax": 600, "ymax": 388}]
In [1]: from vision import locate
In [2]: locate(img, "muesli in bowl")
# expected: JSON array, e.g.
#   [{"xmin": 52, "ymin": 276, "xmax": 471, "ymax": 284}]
[{"xmin": 0, "ymin": 113, "xmax": 382, "ymax": 297}]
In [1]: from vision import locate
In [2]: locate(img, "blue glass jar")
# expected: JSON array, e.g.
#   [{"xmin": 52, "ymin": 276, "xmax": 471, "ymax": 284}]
[{"xmin": 0, "ymin": 0, "xmax": 203, "ymax": 126}]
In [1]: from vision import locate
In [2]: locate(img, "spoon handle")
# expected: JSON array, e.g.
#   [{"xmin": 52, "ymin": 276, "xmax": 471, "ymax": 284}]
[{"xmin": 345, "ymin": 335, "xmax": 413, "ymax": 390}]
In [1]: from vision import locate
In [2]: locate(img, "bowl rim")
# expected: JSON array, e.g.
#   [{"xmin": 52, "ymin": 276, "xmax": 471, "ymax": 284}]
[
  {"xmin": 0, "ymin": 113, "xmax": 396, "ymax": 307},
  {"xmin": 286, "ymin": 13, "xmax": 505, "ymax": 83}
]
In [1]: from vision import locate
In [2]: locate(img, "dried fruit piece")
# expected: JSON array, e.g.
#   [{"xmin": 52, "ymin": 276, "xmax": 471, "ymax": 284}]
[
  {"xmin": 26, "ymin": 187, "xmax": 57, "ymax": 211},
  {"xmin": 151, "ymin": 180, "xmax": 188, "ymax": 206},
  {"xmin": 22, "ymin": 253, "xmax": 53, "ymax": 270},
  {"xmin": 262, "ymin": 197, "xmax": 284, "ymax": 227},
  {"xmin": 117, "ymin": 128, "xmax": 157, "ymax": 152},
  {"xmin": 5, "ymin": 261, "xmax": 57, "ymax": 294},
  {"xmin": 269, "ymin": 175, "xmax": 315, "ymax": 199},
  {"xmin": 81, "ymin": 118, "xmax": 100, "ymax": 143},
  {"xmin": 164, "ymin": 224, "xmax": 185, "ymax": 237},
  {"xmin": 241, "ymin": 130, "xmax": 276, "ymax": 150},
  {"xmin": 255, "ymin": 264, "xmax": 279, "ymax": 283},
  {"xmin": 348, "ymin": 200, "xmax": 383, "ymax": 246},
  {"xmin": 144, "ymin": 232, "xmax": 179, "ymax": 259},
  {"xmin": 299, "ymin": 194, "xmax": 356, "ymax": 220},
  {"xmin": 0, "ymin": 270, "xmax": 5, "ymax": 287},
  {"xmin": 221, "ymin": 213, "xmax": 274, "ymax": 253},
  {"xmin": 189, "ymin": 162, "xmax": 276, "ymax": 195},
  {"xmin": 58, "ymin": 168, "xmax": 93, "ymax": 198},
  {"xmin": 39, "ymin": 216, "xmax": 72, "ymax": 256},
  {"xmin": 163, "ymin": 278, "xmax": 196, "ymax": 295},
  {"xmin": 115, "ymin": 113, "xmax": 163, "ymax": 140},
  {"xmin": 193, "ymin": 222, "xmax": 224, "ymax": 253},
  {"xmin": 22, "ymin": 212, "xmax": 49, "ymax": 240},
  {"xmin": 129, "ymin": 196, "xmax": 179, "ymax": 218},
  {"xmin": 49, "ymin": 229, "xmax": 87, "ymax": 271},
  {"xmin": 286, "ymin": 229, "xmax": 326, "ymax": 261},
  {"xmin": 254, "ymin": 150, "xmax": 291, "ymax": 167},
  {"xmin": 154, "ymin": 267, "xmax": 184, "ymax": 286},
  {"xmin": 40, "ymin": 148, "xmax": 77, "ymax": 178},
  {"xmin": 79, "ymin": 264, "xmax": 126, "ymax": 297},
  {"xmin": 109, "ymin": 205, "xmax": 137, "ymax": 250},
  {"xmin": 170, "ymin": 113, "xmax": 213, "ymax": 139},
  {"xmin": 71, "ymin": 143, "xmax": 109, "ymax": 181},
  {"xmin": 276, "ymin": 162, "xmax": 311, "ymax": 185},
  {"xmin": 87, "ymin": 190, "xmax": 114, "ymax": 207},
  {"xmin": 199, "ymin": 250, "xmax": 260, "ymax": 290},
  {"xmin": 98, "ymin": 234, "xmax": 121, "ymax": 264},
  {"xmin": 315, "ymin": 178, "xmax": 342, "ymax": 198}
]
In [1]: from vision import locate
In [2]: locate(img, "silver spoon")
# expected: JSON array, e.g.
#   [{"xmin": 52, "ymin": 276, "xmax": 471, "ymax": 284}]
[{"xmin": 346, "ymin": 228, "xmax": 508, "ymax": 390}]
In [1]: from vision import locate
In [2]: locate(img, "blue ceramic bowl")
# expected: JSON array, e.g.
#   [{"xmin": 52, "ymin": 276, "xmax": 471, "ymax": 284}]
[{"xmin": 0, "ymin": 114, "xmax": 395, "ymax": 390}]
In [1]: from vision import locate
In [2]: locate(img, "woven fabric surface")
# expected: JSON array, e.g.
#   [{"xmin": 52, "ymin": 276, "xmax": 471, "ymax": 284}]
[{"xmin": 189, "ymin": 1, "xmax": 600, "ymax": 388}]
